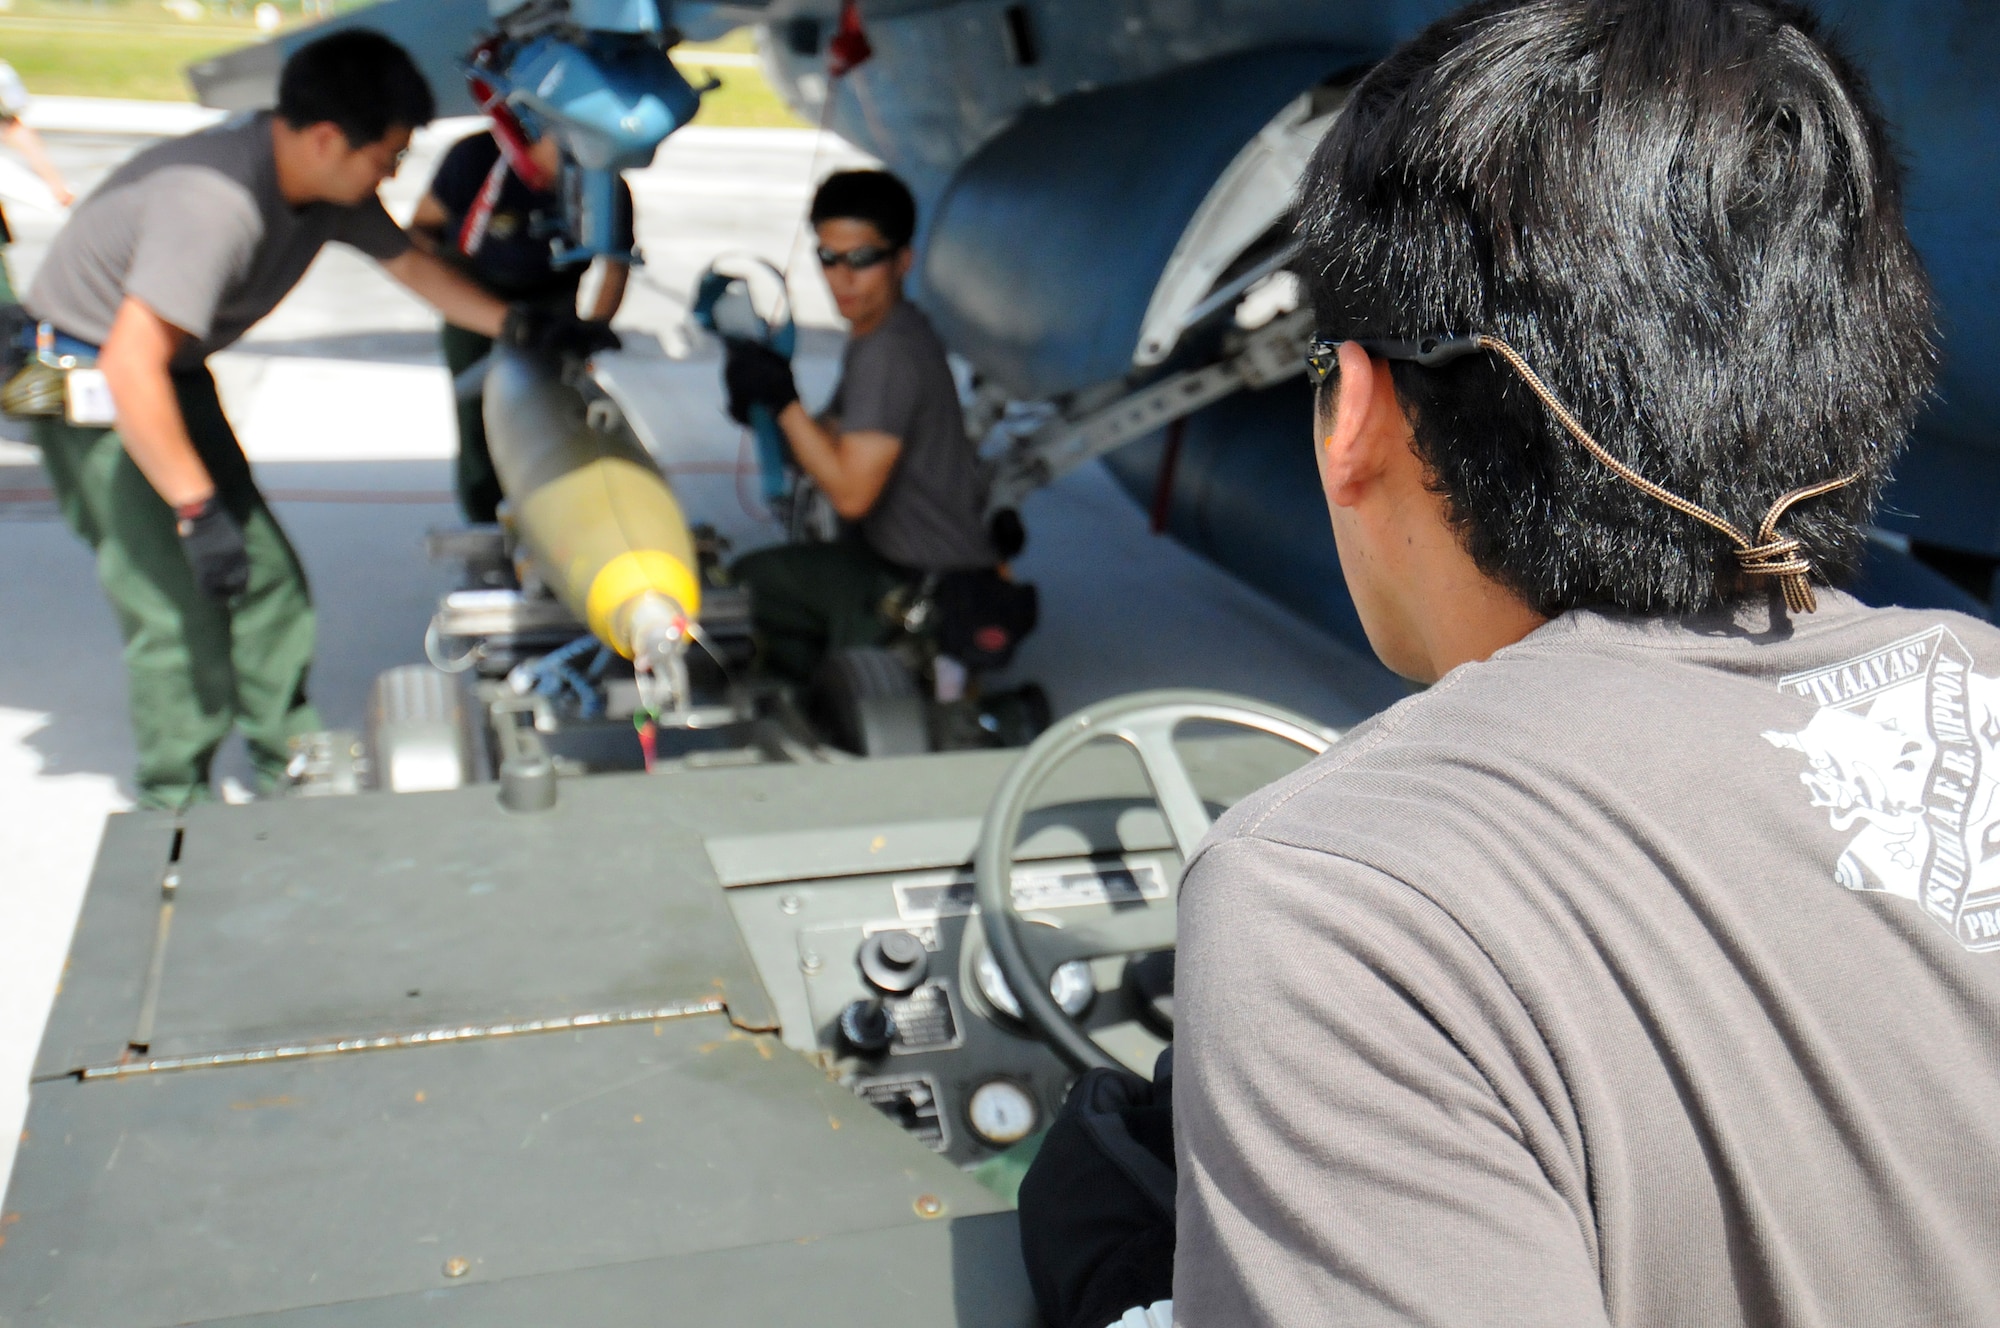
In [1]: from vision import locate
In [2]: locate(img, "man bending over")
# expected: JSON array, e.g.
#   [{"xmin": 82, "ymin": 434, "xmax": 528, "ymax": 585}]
[{"xmin": 22, "ymin": 30, "xmax": 607, "ymax": 808}]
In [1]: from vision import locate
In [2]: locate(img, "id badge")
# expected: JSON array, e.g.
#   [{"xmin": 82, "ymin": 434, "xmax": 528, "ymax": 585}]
[{"xmin": 64, "ymin": 367, "xmax": 117, "ymax": 428}]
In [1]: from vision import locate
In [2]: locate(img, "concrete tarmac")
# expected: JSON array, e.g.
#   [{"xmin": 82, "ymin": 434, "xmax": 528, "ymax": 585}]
[{"xmin": 0, "ymin": 106, "xmax": 1398, "ymax": 1194}]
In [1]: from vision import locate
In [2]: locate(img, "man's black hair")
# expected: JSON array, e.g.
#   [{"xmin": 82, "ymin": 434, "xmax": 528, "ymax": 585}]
[
  {"xmin": 276, "ymin": 29, "xmax": 434, "ymax": 147},
  {"xmin": 1297, "ymin": 0, "xmax": 1936, "ymax": 615},
  {"xmin": 810, "ymin": 170, "xmax": 918, "ymax": 249}
]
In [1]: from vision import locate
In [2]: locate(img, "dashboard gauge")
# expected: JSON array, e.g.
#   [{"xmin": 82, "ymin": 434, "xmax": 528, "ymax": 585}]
[
  {"xmin": 975, "ymin": 947, "xmax": 1096, "ymax": 1021},
  {"xmin": 967, "ymin": 1079, "xmax": 1039, "ymax": 1146}
]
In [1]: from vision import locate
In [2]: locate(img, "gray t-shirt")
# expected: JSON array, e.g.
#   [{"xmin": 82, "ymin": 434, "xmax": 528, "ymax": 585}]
[
  {"xmin": 829, "ymin": 300, "xmax": 993, "ymax": 572},
  {"xmin": 1176, "ymin": 592, "xmax": 2000, "ymax": 1326},
  {"xmin": 26, "ymin": 111, "xmax": 409, "ymax": 369}
]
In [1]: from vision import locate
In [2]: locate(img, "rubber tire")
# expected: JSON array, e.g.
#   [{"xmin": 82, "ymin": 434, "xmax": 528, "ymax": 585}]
[
  {"xmin": 984, "ymin": 682, "xmax": 1053, "ymax": 747},
  {"xmin": 812, "ymin": 647, "xmax": 932, "ymax": 757},
  {"xmin": 365, "ymin": 664, "xmax": 478, "ymax": 793}
]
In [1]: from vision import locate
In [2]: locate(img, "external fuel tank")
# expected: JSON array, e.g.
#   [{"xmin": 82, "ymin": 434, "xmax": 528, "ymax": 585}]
[{"xmin": 482, "ymin": 346, "xmax": 701, "ymax": 663}]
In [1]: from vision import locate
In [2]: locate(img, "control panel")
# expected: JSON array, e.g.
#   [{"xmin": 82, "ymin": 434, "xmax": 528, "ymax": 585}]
[{"xmin": 726, "ymin": 855, "xmax": 1174, "ymax": 1167}]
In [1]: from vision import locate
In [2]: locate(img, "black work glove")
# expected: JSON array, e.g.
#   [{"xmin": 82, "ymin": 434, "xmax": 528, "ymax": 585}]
[
  {"xmin": 175, "ymin": 496, "xmax": 249, "ymax": 600},
  {"xmin": 1017, "ymin": 1051, "xmax": 1177, "ymax": 1328},
  {"xmin": 500, "ymin": 304, "xmax": 623, "ymax": 359},
  {"xmin": 722, "ymin": 337, "xmax": 798, "ymax": 425},
  {"xmin": 0, "ymin": 302, "xmax": 32, "ymax": 377}
]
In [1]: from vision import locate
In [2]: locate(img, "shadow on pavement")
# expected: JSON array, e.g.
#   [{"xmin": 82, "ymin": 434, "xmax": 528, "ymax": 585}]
[{"xmin": 0, "ymin": 458, "xmax": 466, "ymax": 793}]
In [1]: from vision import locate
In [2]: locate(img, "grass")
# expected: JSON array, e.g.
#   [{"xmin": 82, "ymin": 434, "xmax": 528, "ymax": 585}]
[
  {"xmin": 0, "ymin": 2, "xmax": 259, "ymax": 101},
  {"xmin": 682, "ymin": 27, "xmax": 756, "ymax": 55},
  {"xmin": 0, "ymin": 0, "xmax": 807, "ymax": 126},
  {"xmin": 678, "ymin": 61, "xmax": 809, "ymax": 130}
]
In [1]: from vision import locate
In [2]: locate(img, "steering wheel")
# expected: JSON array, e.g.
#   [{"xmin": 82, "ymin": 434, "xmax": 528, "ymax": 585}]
[{"xmin": 973, "ymin": 690, "xmax": 1339, "ymax": 1072}]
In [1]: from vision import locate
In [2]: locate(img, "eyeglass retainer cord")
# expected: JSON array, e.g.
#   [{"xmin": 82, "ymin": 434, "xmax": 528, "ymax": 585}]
[{"xmin": 1357, "ymin": 333, "xmax": 1856, "ymax": 615}]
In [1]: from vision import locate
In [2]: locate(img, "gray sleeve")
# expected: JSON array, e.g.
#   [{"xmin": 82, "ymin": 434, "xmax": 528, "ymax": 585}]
[
  {"xmin": 123, "ymin": 168, "xmax": 261, "ymax": 340},
  {"xmin": 1172, "ymin": 836, "xmax": 1608, "ymax": 1328},
  {"xmin": 833, "ymin": 333, "xmax": 916, "ymax": 441},
  {"xmin": 336, "ymin": 193, "xmax": 412, "ymax": 261}
]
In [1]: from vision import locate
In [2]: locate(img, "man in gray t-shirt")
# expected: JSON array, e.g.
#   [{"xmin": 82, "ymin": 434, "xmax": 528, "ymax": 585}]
[
  {"xmin": 828, "ymin": 298, "xmax": 993, "ymax": 574},
  {"xmin": 19, "ymin": 31, "xmax": 606, "ymax": 809},
  {"xmin": 723, "ymin": 169, "xmax": 995, "ymax": 684},
  {"xmin": 1154, "ymin": 3, "xmax": 2000, "ymax": 1325},
  {"xmin": 29, "ymin": 110, "xmax": 412, "ymax": 369}
]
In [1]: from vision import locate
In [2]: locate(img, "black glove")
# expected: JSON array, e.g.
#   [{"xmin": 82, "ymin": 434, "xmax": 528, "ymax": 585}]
[
  {"xmin": 0, "ymin": 302, "xmax": 32, "ymax": 378},
  {"xmin": 175, "ymin": 496, "xmax": 249, "ymax": 600},
  {"xmin": 722, "ymin": 337, "xmax": 798, "ymax": 425},
  {"xmin": 500, "ymin": 304, "xmax": 623, "ymax": 359},
  {"xmin": 1017, "ymin": 1051, "xmax": 1177, "ymax": 1328}
]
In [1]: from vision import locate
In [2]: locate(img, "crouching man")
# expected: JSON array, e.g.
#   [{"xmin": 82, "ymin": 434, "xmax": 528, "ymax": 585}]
[
  {"xmin": 1168, "ymin": 1, "xmax": 2000, "ymax": 1325},
  {"xmin": 721, "ymin": 170, "xmax": 998, "ymax": 685}
]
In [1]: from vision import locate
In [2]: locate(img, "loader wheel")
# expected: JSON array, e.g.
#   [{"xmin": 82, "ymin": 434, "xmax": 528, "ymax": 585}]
[
  {"xmin": 982, "ymin": 682, "xmax": 1053, "ymax": 748},
  {"xmin": 812, "ymin": 648, "xmax": 932, "ymax": 757}
]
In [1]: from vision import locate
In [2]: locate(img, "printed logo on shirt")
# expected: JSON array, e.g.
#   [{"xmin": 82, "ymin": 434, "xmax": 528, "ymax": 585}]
[{"xmin": 1763, "ymin": 625, "xmax": 2000, "ymax": 952}]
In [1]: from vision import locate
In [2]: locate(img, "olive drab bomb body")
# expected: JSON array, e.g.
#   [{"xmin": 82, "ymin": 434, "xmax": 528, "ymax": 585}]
[{"xmin": 482, "ymin": 346, "xmax": 700, "ymax": 709}]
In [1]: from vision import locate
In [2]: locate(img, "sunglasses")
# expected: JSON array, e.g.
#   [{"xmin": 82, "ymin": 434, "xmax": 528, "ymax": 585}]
[
  {"xmin": 1304, "ymin": 334, "xmax": 1484, "ymax": 383},
  {"xmin": 817, "ymin": 244, "xmax": 898, "ymax": 271}
]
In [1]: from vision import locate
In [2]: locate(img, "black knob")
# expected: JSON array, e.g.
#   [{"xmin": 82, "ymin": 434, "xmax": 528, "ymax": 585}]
[
  {"xmin": 838, "ymin": 997, "xmax": 896, "ymax": 1055},
  {"xmin": 858, "ymin": 930, "xmax": 929, "ymax": 994}
]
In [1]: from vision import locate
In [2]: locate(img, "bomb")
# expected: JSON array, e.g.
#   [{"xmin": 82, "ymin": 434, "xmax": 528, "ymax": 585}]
[{"xmin": 482, "ymin": 346, "xmax": 700, "ymax": 702}]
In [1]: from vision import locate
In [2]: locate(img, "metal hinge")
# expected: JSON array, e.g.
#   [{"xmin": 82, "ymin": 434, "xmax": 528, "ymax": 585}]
[{"xmin": 985, "ymin": 306, "xmax": 1313, "ymax": 513}]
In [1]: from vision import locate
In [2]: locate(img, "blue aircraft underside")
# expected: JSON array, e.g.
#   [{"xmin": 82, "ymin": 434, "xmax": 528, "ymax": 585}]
[{"xmin": 194, "ymin": 0, "xmax": 2000, "ymax": 654}]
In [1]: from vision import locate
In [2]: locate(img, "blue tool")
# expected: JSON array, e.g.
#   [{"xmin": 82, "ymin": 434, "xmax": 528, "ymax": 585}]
[
  {"xmin": 692, "ymin": 260, "xmax": 798, "ymax": 508},
  {"xmin": 468, "ymin": 0, "xmax": 711, "ymax": 268}
]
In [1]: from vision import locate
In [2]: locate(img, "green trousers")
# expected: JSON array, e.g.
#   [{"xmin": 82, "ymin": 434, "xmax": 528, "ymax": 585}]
[
  {"xmin": 442, "ymin": 322, "xmax": 502, "ymax": 525},
  {"xmin": 33, "ymin": 367, "xmax": 318, "ymax": 810},
  {"xmin": 731, "ymin": 540, "xmax": 911, "ymax": 684}
]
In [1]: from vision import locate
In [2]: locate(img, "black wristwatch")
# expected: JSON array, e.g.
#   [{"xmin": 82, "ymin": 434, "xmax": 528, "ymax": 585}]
[{"xmin": 174, "ymin": 495, "xmax": 215, "ymax": 535}]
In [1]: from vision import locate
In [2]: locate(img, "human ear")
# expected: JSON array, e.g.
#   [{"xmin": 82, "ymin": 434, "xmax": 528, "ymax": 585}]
[
  {"xmin": 893, "ymin": 247, "xmax": 914, "ymax": 282},
  {"xmin": 1319, "ymin": 340, "xmax": 1385, "ymax": 507},
  {"xmin": 309, "ymin": 121, "xmax": 348, "ymax": 166}
]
